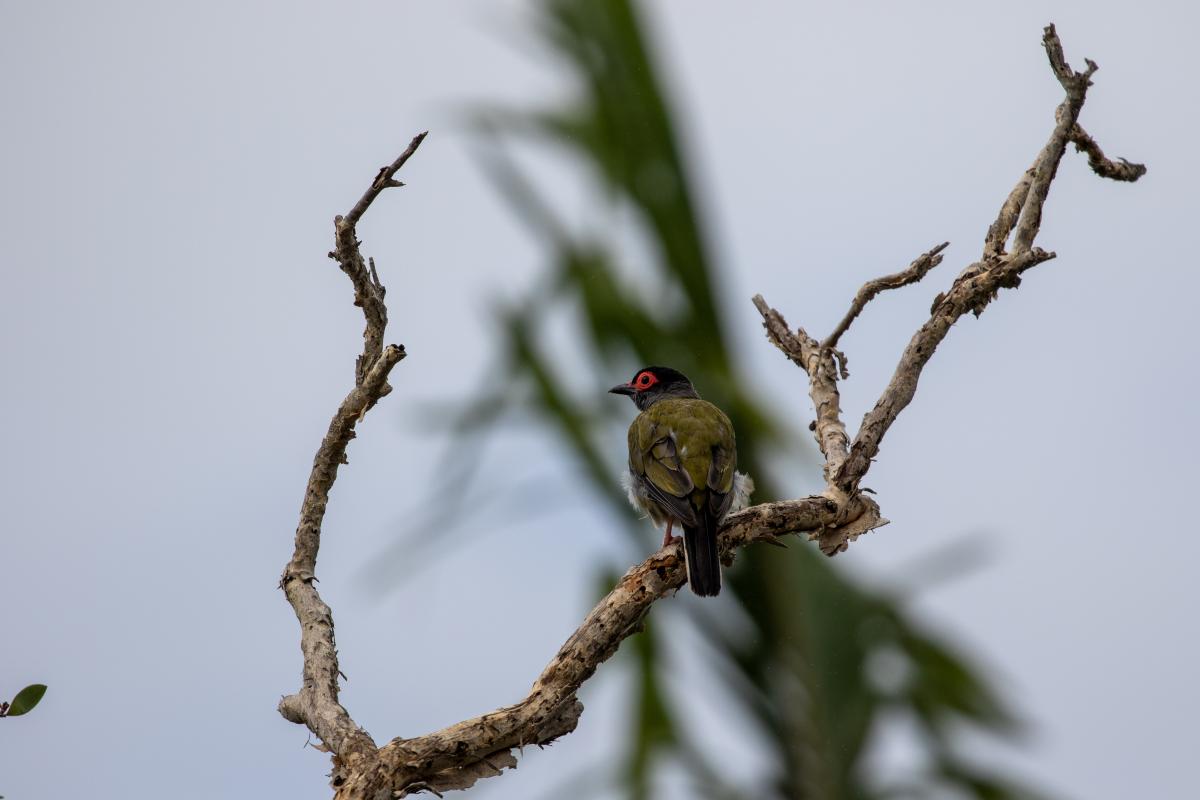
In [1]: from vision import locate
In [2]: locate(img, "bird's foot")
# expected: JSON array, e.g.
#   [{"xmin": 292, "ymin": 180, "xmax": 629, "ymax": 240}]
[{"xmin": 660, "ymin": 520, "xmax": 680, "ymax": 548}]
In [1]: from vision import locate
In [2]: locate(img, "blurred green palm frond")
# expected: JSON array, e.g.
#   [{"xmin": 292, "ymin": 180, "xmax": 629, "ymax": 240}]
[{"xmin": 447, "ymin": 1, "xmax": 1050, "ymax": 798}]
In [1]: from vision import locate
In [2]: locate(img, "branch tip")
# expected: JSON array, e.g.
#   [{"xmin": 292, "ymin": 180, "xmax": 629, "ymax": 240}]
[{"xmin": 346, "ymin": 131, "xmax": 429, "ymax": 228}]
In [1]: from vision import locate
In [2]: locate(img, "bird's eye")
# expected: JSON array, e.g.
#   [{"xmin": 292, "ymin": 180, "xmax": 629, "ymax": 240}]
[{"xmin": 636, "ymin": 372, "xmax": 656, "ymax": 389}]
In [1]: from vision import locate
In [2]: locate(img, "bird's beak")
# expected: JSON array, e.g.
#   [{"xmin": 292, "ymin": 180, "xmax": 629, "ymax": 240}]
[{"xmin": 609, "ymin": 383, "xmax": 636, "ymax": 396}]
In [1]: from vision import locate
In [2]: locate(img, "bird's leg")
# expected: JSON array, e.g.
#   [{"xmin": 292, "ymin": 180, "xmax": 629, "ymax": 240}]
[{"xmin": 661, "ymin": 519, "xmax": 680, "ymax": 548}]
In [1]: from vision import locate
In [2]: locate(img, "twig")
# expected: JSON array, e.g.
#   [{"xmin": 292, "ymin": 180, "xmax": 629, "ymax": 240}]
[
  {"xmin": 332, "ymin": 131, "xmax": 428, "ymax": 385},
  {"xmin": 346, "ymin": 132, "xmax": 428, "ymax": 228},
  {"xmin": 822, "ymin": 243, "xmax": 950, "ymax": 350},
  {"xmin": 1070, "ymin": 124, "xmax": 1147, "ymax": 182}
]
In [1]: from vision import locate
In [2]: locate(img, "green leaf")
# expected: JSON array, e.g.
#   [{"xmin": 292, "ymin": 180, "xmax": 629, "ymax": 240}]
[{"xmin": 7, "ymin": 684, "xmax": 47, "ymax": 716}]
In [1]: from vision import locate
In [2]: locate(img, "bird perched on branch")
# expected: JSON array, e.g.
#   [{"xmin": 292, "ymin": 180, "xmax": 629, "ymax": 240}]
[{"xmin": 610, "ymin": 367, "xmax": 754, "ymax": 596}]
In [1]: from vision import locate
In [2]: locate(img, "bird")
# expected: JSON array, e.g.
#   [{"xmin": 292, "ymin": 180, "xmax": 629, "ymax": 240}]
[{"xmin": 610, "ymin": 366, "xmax": 754, "ymax": 596}]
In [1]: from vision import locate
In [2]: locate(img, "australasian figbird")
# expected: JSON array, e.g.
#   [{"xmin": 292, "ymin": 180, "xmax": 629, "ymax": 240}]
[{"xmin": 610, "ymin": 367, "xmax": 754, "ymax": 596}]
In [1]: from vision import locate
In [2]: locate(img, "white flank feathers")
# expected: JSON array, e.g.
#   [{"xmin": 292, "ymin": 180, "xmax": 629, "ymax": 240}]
[{"xmin": 729, "ymin": 471, "xmax": 755, "ymax": 513}]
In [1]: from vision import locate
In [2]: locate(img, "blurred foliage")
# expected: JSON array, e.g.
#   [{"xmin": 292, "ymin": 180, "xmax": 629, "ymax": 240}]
[
  {"xmin": 1, "ymin": 684, "xmax": 46, "ymax": 717},
  {"xmin": 442, "ymin": 1, "xmax": 1051, "ymax": 798}
]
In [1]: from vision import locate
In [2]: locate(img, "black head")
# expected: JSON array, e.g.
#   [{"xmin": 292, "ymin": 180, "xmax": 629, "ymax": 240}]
[{"xmin": 609, "ymin": 366, "xmax": 699, "ymax": 411}]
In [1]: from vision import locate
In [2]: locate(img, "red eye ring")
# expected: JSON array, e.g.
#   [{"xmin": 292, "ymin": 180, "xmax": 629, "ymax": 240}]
[{"xmin": 635, "ymin": 371, "xmax": 657, "ymax": 390}]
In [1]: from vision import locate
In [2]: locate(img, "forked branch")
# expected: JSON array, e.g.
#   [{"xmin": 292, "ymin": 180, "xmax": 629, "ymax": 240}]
[
  {"xmin": 279, "ymin": 25, "xmax": 1144, "ymax": 800},
  {"xmin": 759, "ymin": 18, "xmax": 1145, "ymax": 518},
  {"xmin": 278, "ymin": 134, "xmax": 425, "ymax": 783}
]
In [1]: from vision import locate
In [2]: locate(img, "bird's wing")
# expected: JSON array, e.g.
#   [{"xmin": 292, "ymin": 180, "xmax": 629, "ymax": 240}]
[
  {"xmin": 708, "ymin": 481, "xmax": 734, "ymax": 521},
  {"xmin": 629, "ymin": 414, "xmax": 699, "ymax": 526},
  {"xmin": 706, "ymin": 434, "xmax": 735, "ymax": 494},
  {"xmin": 693, "ymin": 402, "xmax": 737, "ymax": 520}
]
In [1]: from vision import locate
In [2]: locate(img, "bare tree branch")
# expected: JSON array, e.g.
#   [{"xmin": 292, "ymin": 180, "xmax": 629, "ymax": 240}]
[
  {"xmin": 753, "ymin": 298, "xmax": 852, "ymax": 481},
  {"xmin": 1011, "ymin": 25, "xmax": 1096, "ymax": 253},
  {"xmin": 360, "ymin": 498, "xmax": 842, "ymax": 797},
  {"xmin": 280, "ymin": 25, "xmax": 1146, "ymax": 799},
  {"xmin": 335, "ymin": 131, "xmax": 428, "ymax": 385},
  {"xmin": 822, "ymin": 243, "xmax": 950, "ymax": 351},
  {"xmin": 754, "ymin": 24, "xmax": 1145, "ymax": 530},
  {"xmin": 984, "ymin": 164, "xmax": 1037, "ymax": 258},
  {"xmin": 832, "ymin": 26, "xmax": 1144, "ymax": 493},
  {"xmin": 1070, "ymin": 123, "xmax": 1148, "ymax": 182},
  {"xmin": 750, "ymin": 297, "xmax": 890, "ymax": 552},
  {"xmin": 832, "ymin": 247, "xmax": 1055, "ymax": 493},
  {"xmin": 346, "ymin": 132, "xmax": 429, "ymax": 227},
  {"xmin": 278, "ymin": 134, "xmax": 426, "ymax": 784},
  {"xmin": 758, "ymin": 25, "xmax": 1144, "ymax": 508}
]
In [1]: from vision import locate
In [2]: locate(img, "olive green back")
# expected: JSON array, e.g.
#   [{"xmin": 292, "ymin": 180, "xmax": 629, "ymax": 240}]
[{"xmin": 627, "ymin": 397, "xmax": 736, "ymax": 507}]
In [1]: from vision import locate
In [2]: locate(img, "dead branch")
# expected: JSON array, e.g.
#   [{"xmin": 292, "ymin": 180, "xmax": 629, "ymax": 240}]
[
  {"xmin": 822, "ymin": 243, "xmax": 950, "ymax": 351},
  {"xmin": 1070, "ymin": 124, "xmax": 1148, "ymax": 182},
  {"xmin": 337, "ymin": 132, "xmax": 427, "ymax": 386},
  {"xmin": 279, "ymin": 25, "xmax": 1145, "ymax": 799},
  {"xmin": 278, "ymin": 134, "xmax": 425, "ymax": 783},
  {"xmin": 757, "ymin": 23, "xmax": 1144, "ymax": 521},
  {"xmin": 351, "ymin": 498, "xmax": 841, "ymax": 798}
]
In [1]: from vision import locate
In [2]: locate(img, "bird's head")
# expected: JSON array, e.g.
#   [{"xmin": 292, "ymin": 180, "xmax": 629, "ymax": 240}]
[{"xmin": 609, "ymin": 366, "xmax": 700, "ymax": 411}]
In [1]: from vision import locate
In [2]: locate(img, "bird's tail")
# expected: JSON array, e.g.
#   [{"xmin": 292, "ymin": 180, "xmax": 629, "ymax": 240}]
[{"xmin": 682, "ymin": 514, "xmax": 721, "ymax": 597}]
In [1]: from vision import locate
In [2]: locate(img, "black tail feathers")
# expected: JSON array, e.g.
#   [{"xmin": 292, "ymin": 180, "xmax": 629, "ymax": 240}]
[{"xmin": 682, "ymin": 514, "xmax": 721, "ymax": 597}]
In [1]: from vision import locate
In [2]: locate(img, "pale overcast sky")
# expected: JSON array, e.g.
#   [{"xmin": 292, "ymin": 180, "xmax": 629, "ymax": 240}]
[{"xmin": 2, "ymin": 2, "xmax": 1196, "ymax": 799}]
